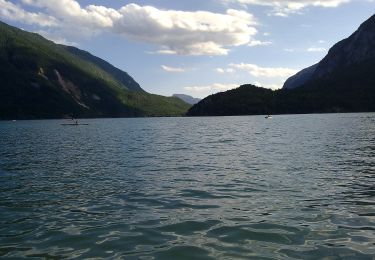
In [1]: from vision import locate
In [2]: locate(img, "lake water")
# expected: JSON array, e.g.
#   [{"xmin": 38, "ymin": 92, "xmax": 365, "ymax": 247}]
[{"xmin": 0, "ymin": 114, "xmax": 374, "ymax": 259}]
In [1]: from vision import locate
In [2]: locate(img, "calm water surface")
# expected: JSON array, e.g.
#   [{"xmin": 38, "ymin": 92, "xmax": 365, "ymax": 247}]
[{"xmin": 0, "ymin": 114, "xmax": 374, "ymax": 259}]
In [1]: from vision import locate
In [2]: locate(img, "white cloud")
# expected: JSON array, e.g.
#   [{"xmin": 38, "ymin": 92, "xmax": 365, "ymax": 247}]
[
  {"xmin": 274, "ymin": 12, "xmax": 289, "ymax": 17},
  {"xmin": 307, "ymin": 47, "xmax": 327, "ymax": 52},
  {"xmin": 184, "ymin": 83, "xmax": 239, "ymax": 97},
  {"xmin": 161, "ymin": 65, "xmax": 186, "ymax": 73},
  {"xmin": 248, "ymin": 40, "xmax": 272, "ymax": 46},
  {"xmin": 22, "ymin": 0, "xmax": 120, "ymax": 28},
  {"xmin": 114, "ymin": 5, "xmax": 257, "ymax": 55},
  {"xmin": 15, "ymin": 0, "xmax": 259, "ymax": 55},
  {"xmin": 254, "ymin": 81, "xmax": 283, "ymax": 90},
  {"xmin": 0, "ymin": 0, "xmax": 58, "ymax": 27},
  {"xmin": 154, "ymin": 50, "xmax": 177, "ymax": 55},
  {"xmin": 229, "ymin": 63, "xmax": 298, "ymax": 78},
  {"xmin": 227, "ymin": 0, "xmax": 351, "ymax": 16},
  {"xmin": 284, "ymin": 48, "xmax": 295, "ymax": 52},
  {"xmin": 215, "ymin": 68, "xmax": 235, "ymax": 73}
]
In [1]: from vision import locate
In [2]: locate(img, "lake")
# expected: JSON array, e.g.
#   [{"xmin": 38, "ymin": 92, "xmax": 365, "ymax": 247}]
[{"xmin": 0, "ymin": 114, "xmax": 374, "ymax": 259}]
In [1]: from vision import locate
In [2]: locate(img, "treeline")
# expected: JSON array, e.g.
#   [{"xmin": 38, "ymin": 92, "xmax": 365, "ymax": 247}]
[{"xmin": 187, "ymin": 63, "xmax": 375, "ymax": 116}]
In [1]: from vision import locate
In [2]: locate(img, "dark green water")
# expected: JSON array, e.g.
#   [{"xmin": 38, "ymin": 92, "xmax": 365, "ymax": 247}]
[{"xmin": 0, "ymin": 114, "xmax": 374, "ymax": 259}]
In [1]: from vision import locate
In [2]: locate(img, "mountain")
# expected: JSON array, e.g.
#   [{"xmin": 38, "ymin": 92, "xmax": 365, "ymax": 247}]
[
  {"xmin": 283, "ymin": 14, "xmax": 375, "ymax": 89},
  {"xmin": 186, "ymin": 85, "xmax": 274, "ymax": 116},
  {"xmin": 0, "ymin": 21, "xmax": 190, "ymax": 120},
  {"xmin": 172, "ymin": 94, "xmax": 201, "ymax": 105},
  {"xmin": 188, "ymin": 14, "xmax": 375, "ymax": 117},
  {"xmin": 283, "ymin": 64, "xmax": 317, "ymax": 89},
  {"xmin": 187, "ymin": 79, "xmax": 375, "ymax": 116},
  {"xmin": 63, "ymin": 46, "xmax": 144, "ymax": 92}
]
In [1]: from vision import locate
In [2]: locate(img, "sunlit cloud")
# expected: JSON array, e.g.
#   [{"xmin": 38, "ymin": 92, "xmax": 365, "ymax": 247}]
[
  {"xmin": 161, "ymin": 65, "xmax": 186, "ymax": 73},
  {"xmin": 229, "ymin": 63, "xmax": 298, "ymax": 78},
  {"xmin": 215, "ymin": 68, "xmax": 235, "ymax": 73},
  {"xmin": 184, "ymin": 83, "xmax": 239, "ymax": 97},
  {"xmin": 0, "ymin": 0, "xmax": 264, "ymax": 55},
  {"xmin": 22, "ymin": 0, "xmax": 120, "ymax": 28},
  {"xmin": 0, "ymin": 0, "xmax": 58, "ymax": 27},
  {"xmin": 185, "ymin": 83, "xmax": 238, "ymax": 92},
  {"xmin": 114, "ymin": 5, "xmax": 258, "ymax": 55},
  {"xmin": 254, "ymin": 81, "xmax": 283, "ymax": 90},
  {"xmin": 248, "ymin": 40, "xmax": 272, "ymax": 47},
  {"xmin": 224, "ymin": 0, "xmax": 351, "ymax": 16}
]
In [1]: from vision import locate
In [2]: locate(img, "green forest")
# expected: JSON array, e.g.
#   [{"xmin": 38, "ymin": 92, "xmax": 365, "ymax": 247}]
[{"xmin": 0, "ymin": 21, "xmax": 190, "ymax": 120}]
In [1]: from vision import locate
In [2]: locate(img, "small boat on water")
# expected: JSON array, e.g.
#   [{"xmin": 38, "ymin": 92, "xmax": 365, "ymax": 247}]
[{"xmin": 265, "ymin": 115, "xmax": 272, "ymax": 119}]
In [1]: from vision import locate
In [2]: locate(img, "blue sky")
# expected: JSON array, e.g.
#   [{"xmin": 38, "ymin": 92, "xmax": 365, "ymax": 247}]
[{"xmin": 1, "ymin": 0, "xmax": 374, "ymax": 98}]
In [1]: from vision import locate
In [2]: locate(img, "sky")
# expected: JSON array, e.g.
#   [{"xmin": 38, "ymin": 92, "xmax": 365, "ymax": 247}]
[{"xmin": 0, "ymin": 0, "xmax": 374, "ymax": 98}]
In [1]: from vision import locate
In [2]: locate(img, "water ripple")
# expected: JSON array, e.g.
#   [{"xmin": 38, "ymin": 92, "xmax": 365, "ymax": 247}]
[{"xmin": 0, "ymin": 114, "xmax": 374, "ymax": 259}]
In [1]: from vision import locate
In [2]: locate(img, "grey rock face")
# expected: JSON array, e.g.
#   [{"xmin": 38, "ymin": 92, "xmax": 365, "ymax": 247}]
[{"xmin": 283, "ymin": 64, "xmax": 318, "ymax": 89}]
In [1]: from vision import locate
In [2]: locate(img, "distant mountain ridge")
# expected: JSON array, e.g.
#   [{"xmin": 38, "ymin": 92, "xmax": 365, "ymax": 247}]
[
  {"xmin": 0, "ymin": 20, "xmax": 190, "ymax": 119},
  {"xmin": 173, "ymin": 94, "xmax": 201, "ymax": 105}
]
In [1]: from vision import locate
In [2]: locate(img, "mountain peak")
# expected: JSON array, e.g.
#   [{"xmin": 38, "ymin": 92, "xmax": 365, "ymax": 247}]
[
  {"xmin": 314, "ymin": 14, "xmax": 375, "ymax": 78},
  {"xmin": 283, "ymin": 14, "xmax": 375, "ymax": 89},
  {"xmin": 359, "ymin": 14, "xmax": 375, "ymax": 30}
]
